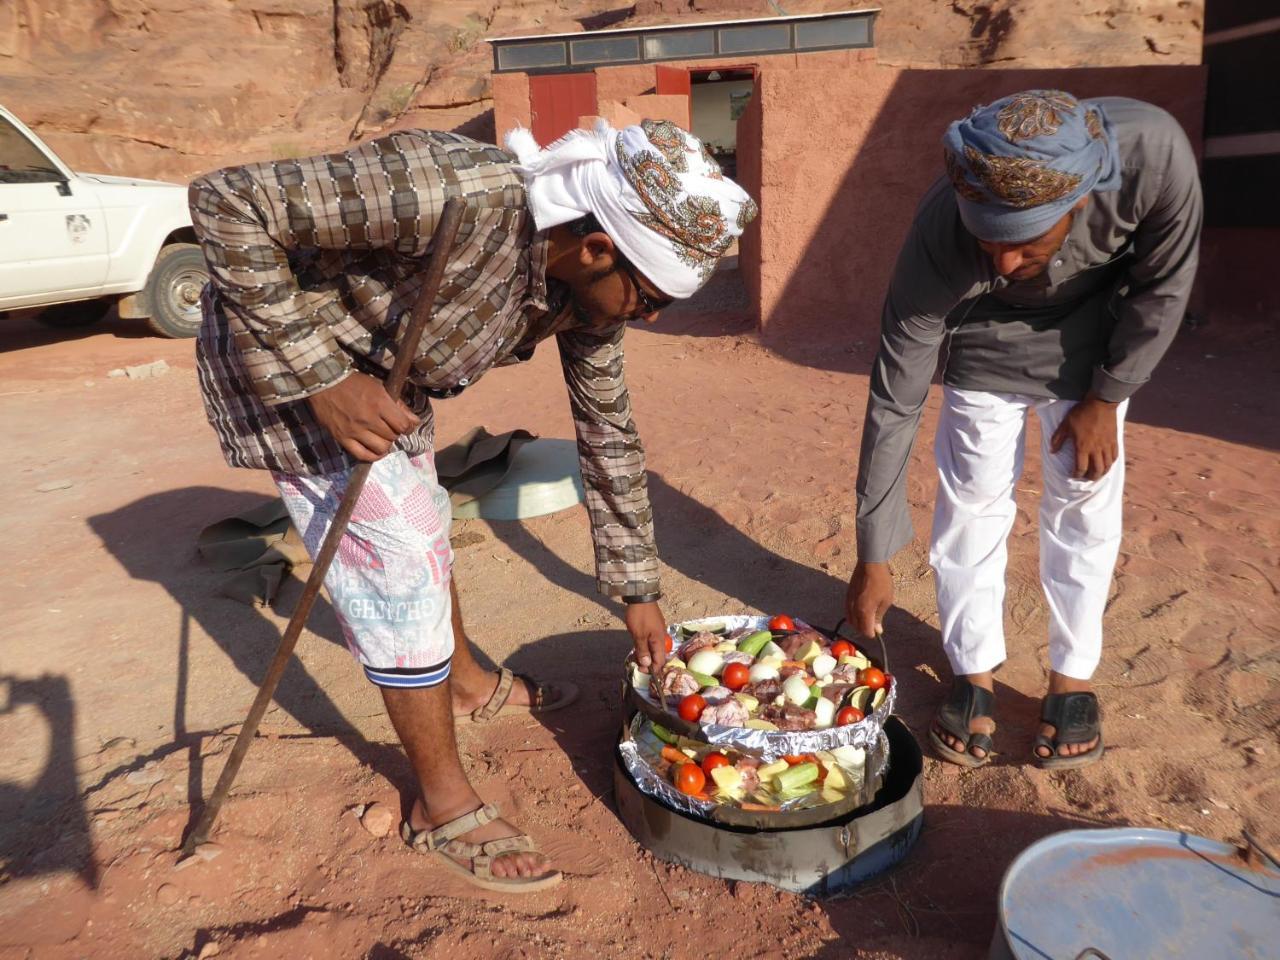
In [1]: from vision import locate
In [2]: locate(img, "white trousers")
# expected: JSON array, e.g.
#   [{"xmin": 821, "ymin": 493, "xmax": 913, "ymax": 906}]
[{"xmin": 929, "ymin": 387, "xmax": 1128, "ymax": 680}]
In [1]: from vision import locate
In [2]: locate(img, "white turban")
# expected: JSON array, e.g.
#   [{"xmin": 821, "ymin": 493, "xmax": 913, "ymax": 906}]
[{"xmin": 504, "ymin": 119, "xmax": 759, "ymax": 299}]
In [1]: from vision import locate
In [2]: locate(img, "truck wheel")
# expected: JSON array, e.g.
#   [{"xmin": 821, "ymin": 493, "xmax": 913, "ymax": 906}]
[
  {"xmin": 37, "ymin": 299, "xmax": 111, "ymax": 328},
  {"xmin": 145, "ymin": 243, "xmax": 209, "ymax": 339}
]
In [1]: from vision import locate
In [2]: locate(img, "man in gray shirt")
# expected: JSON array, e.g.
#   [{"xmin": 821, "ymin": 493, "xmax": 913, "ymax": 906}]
[{"xmin": 846, "ymin": 91, "xmax": 1201, "ymax": 769}]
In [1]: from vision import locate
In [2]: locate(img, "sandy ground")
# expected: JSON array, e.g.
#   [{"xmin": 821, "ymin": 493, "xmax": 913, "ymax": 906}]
[{"xmin": 0, "ymin": 276, "xmax": 1277, "ymax": 959}]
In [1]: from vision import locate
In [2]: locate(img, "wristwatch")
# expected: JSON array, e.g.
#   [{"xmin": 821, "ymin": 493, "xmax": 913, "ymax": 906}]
[{"xmin": 621, "ymin": 593, "xmax": 661, "ymax": 604}]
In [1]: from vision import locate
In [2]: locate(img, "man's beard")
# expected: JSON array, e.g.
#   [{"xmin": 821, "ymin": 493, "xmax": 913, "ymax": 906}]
[{"xmin": 569, "ymin": 263, "xmax": 621, "ymax": 327}]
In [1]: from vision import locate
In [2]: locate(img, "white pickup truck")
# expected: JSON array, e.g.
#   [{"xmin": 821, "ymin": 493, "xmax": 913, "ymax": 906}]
[{"xmin": 0, "ymin": 104, "xmax": 209, "ymax": 338}]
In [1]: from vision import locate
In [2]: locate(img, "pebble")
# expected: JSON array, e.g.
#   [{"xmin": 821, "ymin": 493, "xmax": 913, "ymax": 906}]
[
  {"xmin": 126, "ymin": 765, "xmax": 167, "ymax": 786},
  {"xmin": 35, "ymin": 480, "xmax": 74, "ymax": 493},
  {"xmin": 175, "ymin": 843, "xmax": 223, "ymax": 871},
  {"xmin": 124, "ymin": 359, "xmax": 170, "ymax": 380},
  {"xmin": 156, "ymin": 883, "xmax": 180, "ymax": 905},
  {"xmin": 361, "ymin": 803, "xmax": 395, "ymax": 838},
  {"xmin": 198, "ymin": 942, "xmax": 222, "ymax": 959}
]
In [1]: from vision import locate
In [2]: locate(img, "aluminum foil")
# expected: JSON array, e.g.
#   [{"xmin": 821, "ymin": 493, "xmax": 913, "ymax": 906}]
[
  {"xmin": 630, "ymin": 614, "xmax": 898, "ymax": 762},
  {"xmin": 619, "ymin": 712, "xmax": 891, "ymax": 819}
]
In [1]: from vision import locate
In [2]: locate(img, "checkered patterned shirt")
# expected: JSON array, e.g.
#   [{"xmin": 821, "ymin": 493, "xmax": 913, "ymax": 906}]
[{"xmin": 189, "ymin": 129, "xmax": 658, "ymax": 598}]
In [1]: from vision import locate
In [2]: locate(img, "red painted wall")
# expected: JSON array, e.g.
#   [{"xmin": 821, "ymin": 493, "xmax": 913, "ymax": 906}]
[{"xmin": 529, "ymin": 73, "xmax": 598, "ymax": 146}]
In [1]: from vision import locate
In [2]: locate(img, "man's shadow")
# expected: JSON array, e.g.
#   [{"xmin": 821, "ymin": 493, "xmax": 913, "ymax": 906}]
[
  {"xmin": 87, "ymin": 488, "xmax": 412, "ymax": 843},
  {"xmin": 0, "ymin": 674, "xmax": 98, "ymax": 888}
]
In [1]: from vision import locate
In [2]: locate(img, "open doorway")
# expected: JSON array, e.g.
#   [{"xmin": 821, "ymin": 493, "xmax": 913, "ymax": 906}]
[{"xmin": 689, "ymin": 67, "xmax": 756, "ymax": 180}]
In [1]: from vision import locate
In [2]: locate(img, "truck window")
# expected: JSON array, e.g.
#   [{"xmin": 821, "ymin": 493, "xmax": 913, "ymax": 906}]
[{"xmin": 0, "ymin": 116, "xmax": 65, "ymax": 184}]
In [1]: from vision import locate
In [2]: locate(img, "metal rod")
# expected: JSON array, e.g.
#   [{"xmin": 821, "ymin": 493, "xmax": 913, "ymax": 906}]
[{"xmin": 181, "ymin": 199, "xmax": 467, "ymax": 857}]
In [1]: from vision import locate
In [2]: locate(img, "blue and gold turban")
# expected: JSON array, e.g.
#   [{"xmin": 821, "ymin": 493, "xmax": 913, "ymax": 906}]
[{"xmin": 943, "ymin": 90, "xmax": 1121, "ymax": 243}]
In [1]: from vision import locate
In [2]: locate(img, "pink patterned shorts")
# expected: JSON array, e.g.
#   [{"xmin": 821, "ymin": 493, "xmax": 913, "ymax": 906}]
[{"xmin": 273, "ymin": 451, "xmax": 454, "ymax": 689}]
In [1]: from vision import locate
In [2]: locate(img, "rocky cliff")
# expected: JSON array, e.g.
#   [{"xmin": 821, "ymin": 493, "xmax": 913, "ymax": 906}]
[{"xmin": 0, "ymin": 0, "xmax": 1201, "ymax": 182}]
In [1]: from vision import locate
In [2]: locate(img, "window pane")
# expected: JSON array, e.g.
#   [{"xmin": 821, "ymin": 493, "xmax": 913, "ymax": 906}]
[
  {"xmin": 496, "ymin": 41, "xmax": 567, "ymax": 71},
  {"xmin": 0, "ymin": 117, "xmax": 62, "ymax": 183},
  {"xmin": 644, "ymin": 29, "xmax": 716, "ymax": 60},
  {"xmin": 571, "ymin": 35, "xmax": 639, "ymax": 64},
  {"xmin": 794, "ymin": 16, "xmax": 869, "ymax": 49},
  {"xmin": 718, "ymin": 23, "xmax": 791, "ymax": 55}
]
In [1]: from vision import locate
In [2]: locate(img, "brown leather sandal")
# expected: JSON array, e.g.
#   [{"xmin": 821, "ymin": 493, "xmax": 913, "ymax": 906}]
[
  {"xmin": 400, "ymin": 803, "xmax": 562, "ymax": 893},
  {"xmin": 461, "ymin": 667, "xmax": 579, "ymax": 724}
]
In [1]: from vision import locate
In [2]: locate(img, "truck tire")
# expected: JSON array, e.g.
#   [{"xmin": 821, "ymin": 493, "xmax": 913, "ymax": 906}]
[
  {"xmin": 144, "ymin": 243, "xmax": 209, "ymax": 339},
  {"xmin": 36, "ymin": 299, "xmax": 111, "ymax": 328}
]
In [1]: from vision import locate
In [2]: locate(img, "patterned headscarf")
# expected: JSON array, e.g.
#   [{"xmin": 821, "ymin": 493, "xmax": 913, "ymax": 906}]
[
  {"xmin": 505, "ymin": 119, "xmax": 759, "ymax": 299},
  {"xmin": 943, "ymin": 90, "xmax": 1121, "ymax": 243}
]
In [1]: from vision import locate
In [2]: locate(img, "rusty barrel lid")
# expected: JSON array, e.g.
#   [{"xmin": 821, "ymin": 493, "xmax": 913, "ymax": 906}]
[{"xmin": 991, "ymin": 827, "xmax": 1280, "ymax": 959}]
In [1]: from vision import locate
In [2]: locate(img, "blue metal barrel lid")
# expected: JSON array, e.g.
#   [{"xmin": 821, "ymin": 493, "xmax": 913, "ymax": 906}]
[{"xmin": 991, "ymin": 827, "xmax": 1280, "ymax": 960}]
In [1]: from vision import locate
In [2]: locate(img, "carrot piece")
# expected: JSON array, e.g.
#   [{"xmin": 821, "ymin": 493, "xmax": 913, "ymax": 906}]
[{"xmin": 661, "ymin": 745, "xmax": 686, "ymax": 764}]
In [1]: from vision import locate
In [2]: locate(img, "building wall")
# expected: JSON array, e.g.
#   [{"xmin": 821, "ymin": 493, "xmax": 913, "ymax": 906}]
[
  {"xmin": 491, "ymin": 49, "xmax": 877, "ymax": 143},
  {"xmin": 1199, "ymin": 5, "xmax": 1280, "ymax": 323},
  {"xmin": 735, "ymin": 74, "xmax": 764, "ymax": 314},
  {"xmin": 754, "ymin": 62, "xmax": 1207, "ymax": 339},
  {"xmin": 492, "ymin": 72, "xmax": 532, "ymax": 138},
  {"xmin": 492, "ymin": 54, "xmax": 1208, "ymax": 336}
]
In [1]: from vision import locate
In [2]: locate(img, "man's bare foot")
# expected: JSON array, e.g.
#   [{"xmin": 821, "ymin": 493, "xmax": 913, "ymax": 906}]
[
  {"xmin": 1036, "ymin": 673, "xmax": 1100, "ymax": 758},
  {"xmin": 408, "ymin": 797, "xmax": 554, "ymax": 880},
  {"xmin": 933, "ymin": 671, "xmax": 996, "ymax": 760}
]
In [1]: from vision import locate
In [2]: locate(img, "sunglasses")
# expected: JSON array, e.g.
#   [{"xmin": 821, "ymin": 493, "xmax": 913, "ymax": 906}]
[{"xmin": 618, "ymin": 258, "xmax": 675, "ymax": 318}]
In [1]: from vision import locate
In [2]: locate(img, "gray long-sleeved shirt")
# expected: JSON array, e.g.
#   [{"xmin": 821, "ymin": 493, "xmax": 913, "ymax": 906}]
[{"xmin": 856, "ymin": 97, "xmax": 1203, "ymax": 563}]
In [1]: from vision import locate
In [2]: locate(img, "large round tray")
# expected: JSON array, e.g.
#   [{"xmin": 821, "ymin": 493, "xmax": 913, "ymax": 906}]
[
  {"xmin": 618, "ymin": 711, "xmax": 889, "ymax": 829},
  {"xmin": 614, "ymin": 714, "xmax": 925, "ymax": 896},
  {"xmin": 624, "ymin": 615, "xmax": 896, "ymax": 762}
]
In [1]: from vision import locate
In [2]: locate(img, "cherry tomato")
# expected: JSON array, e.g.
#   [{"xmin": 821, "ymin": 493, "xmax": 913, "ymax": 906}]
[
  {"xmin": 678, "ymin": 693, "xmax": 707, "ymax": 722},
  {"xmin": 722, "ymin": 662, "xmax": 750, "ymax": 691},
  {"xmin": 837, "ymin": 706, "xmax": 865, "ymax": 725},
  {"xmin": 830, "ymin": 640, "xmax": 856, "ymax": 660},
  {"xmin": 768, "ymin": 614, "xmax": 796, "ymax": 633},
  {"xmin": 664, "ymin": 634, "xmax": 673, "ymax": 654},
  {"xmin": 674, "ymin": 762, "xmax": 707, "ymax": 796},
  {"xmin": 701, "ymin": 752, "xmax": 731, "ymax": 776},
  {"xmin": 860, "ymin": 667, "xmax": 887, "ymax": 691}
]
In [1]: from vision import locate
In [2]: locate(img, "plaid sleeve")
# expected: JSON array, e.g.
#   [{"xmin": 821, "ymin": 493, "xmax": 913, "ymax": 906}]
[
  {"xmin": 187, "ymin": 134, "xmax": 452, "ymax": 405},
  {"xmin": 556, "ymin": 325, "xmax": 660, "ymax": 598}
]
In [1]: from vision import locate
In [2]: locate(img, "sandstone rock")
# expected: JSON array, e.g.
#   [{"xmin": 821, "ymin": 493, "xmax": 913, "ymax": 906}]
[
  {"xmin": 174, "ymin": 842, "xmax": 224, "ymax": 871},
  {"xmin": 125, "ymin": 360, "xmax": 170, "ymax": 380},
  {"xmin": 361, "ymin": 803, "xmax": 395, "ymax": 838},
  {"xmin": 126, "ymin": 765, "xmax": 167, "ymax": 786},
  {"xmin": 156, "ymin": 883, "xmax": 180, "ymax": 905},
  {"xmin": 0, "ymin": 0, "xmax": 1201, "ymax": 185}
]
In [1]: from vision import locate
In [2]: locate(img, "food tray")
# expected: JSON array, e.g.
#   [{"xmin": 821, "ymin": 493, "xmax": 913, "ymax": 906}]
[
  {"xmin": 624, "ymin": 615, "xmax": 897, "ymax": 761},
  {"xmin": 618, "ymin": 712, "xmax": 889, "ymax": 829},
  {"xmin": 614, "ymin": 715, "xmax": 926, "ymax": 895}
]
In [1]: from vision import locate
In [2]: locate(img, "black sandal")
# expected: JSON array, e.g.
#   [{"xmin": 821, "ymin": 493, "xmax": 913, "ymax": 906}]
[
  {"xmin": 1033, "ymin": 692, "xmax": 1105, "ymax": 769},
  {"xmin": 928, "ymin": 678, "xmax": 996, "ymax": 768}
]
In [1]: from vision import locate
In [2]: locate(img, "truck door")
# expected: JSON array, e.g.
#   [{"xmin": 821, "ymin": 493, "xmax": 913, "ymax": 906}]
[{"xmin": 0, "ymin": 111, "xmax": 108, "ymax": 309}]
